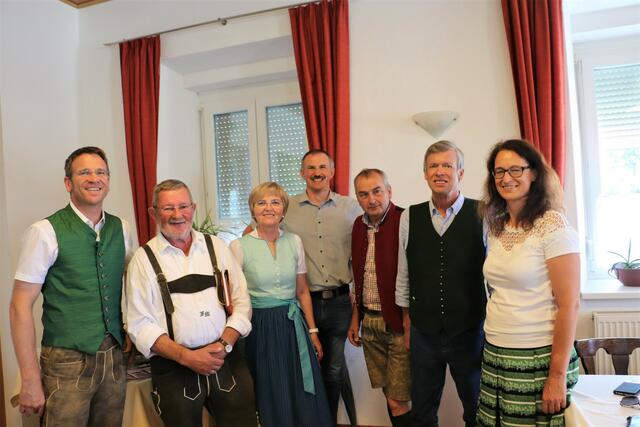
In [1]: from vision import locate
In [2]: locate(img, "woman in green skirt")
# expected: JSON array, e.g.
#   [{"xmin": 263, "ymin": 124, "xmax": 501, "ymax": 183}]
[{"xmin": 479, "ymin": 140, "xmax": 580, "ymax": 426}]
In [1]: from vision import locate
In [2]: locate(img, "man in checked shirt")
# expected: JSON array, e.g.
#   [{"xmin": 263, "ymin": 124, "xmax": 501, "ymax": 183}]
[{"xmin": 347, "ymin": 168, "xmax": 411, "ymax": 427}]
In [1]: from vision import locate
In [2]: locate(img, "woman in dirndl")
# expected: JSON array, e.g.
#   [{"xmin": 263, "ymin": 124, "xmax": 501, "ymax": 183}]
[
  {"xmin": 478, "ymin": 139, "xmax": 580, "ymax": 427},
  {"xmin": 230, "ymin": 181, "xmax": 331, "ymax": 427}
]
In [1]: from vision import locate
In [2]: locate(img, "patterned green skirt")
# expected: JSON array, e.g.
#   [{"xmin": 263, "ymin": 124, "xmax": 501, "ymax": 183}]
[{"xmin": 477, "ymin": 341, "xmax": 580, "ymax": 427}]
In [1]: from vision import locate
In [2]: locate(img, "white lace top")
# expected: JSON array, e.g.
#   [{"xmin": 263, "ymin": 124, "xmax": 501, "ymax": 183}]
[{"xmin": 483, "ymin": 210, "xmax": 579, "ymax": 348}]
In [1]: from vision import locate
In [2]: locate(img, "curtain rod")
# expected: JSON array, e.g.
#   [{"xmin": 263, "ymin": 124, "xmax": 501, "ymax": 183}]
[{"xmin": 104, "ymin": 0, "xmax": 318, "ymax": 47}]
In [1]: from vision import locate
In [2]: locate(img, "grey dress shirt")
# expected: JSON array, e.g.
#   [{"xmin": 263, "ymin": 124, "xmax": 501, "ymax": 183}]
[{"xmin": 283, "ymin": 191, "xmax": 362, "ymax": 292}]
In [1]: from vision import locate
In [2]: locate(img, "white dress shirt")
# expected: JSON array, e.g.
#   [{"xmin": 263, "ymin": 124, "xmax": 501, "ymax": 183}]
[{"xmin": 125, "ymin": 230, "xmax": 252, "ymax": 358}]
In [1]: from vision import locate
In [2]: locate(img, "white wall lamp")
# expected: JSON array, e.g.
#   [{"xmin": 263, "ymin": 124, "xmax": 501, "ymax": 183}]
[{"xmin": 412, "ymin": 110, "xmax": 459, "ymax": 138}]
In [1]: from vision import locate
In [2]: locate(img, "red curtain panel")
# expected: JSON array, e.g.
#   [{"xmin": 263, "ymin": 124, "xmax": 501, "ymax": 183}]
[
  {"xmin": 502, "ymin": 0, "xmax": 567, "ymax": 184},
  {"xmin": 119, "ymin": 36, "xmax": 160, "ymax": 245},
  {"xmin": 289, "ymin": 0, "xmax": 350, "ymax": 195}
]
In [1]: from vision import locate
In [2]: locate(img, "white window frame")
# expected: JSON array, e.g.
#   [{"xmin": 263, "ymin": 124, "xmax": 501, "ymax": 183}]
[
  {"xmin": 200, "ymin": 80, "xmax": 305, "ymax": 228},
  {"xmin": 574, "ymin": 35, "xmax": 640, "ymax": 278}
]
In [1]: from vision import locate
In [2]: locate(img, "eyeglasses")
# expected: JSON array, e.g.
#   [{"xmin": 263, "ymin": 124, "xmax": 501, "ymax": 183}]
[
  {"xmin": 75, "ymin": 168, "xmax": 110, "ymax": 178},
  {"xmin": 621, "ymin": 395, "xmax": 640, "ymax": 409},
  {"xmin": 492, "ymin": 165, "xmax": 531, "ymax": 179},
  {"xmin": 254, "ymin": 199, "xmax": 283, "ymax": 208},
  {"xmin": 156, "ymin": 204, "xmax": 193, "ymax": 214}
]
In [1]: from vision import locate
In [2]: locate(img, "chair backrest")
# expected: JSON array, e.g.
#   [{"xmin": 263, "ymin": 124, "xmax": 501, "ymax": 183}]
[{"xmin": 574, "ymin": 338, "xmax": 640, "ymax": 375}]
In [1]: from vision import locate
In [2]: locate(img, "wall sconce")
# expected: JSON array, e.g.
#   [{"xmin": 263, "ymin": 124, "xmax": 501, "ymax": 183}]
[{"xmin": 412, "ymin": 111, "xmax": 459, "ymax": 138}]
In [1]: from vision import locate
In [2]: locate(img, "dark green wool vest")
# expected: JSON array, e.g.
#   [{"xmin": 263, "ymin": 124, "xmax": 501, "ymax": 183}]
[
  {"xmin": 406, "ymin": 199, "xmax": 486, "ymax": 336},
  {"xmin": 43, "ymin": 204, "xmax": 125, "ymax": 354}
]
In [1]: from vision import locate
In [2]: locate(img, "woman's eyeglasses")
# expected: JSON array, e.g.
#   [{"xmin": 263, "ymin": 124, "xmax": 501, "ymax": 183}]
[{"xmin": 492, "ymin": 165, "xmax": 531, "ymax": 179}]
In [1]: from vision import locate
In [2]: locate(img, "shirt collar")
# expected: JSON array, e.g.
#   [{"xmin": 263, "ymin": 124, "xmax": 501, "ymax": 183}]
[
  {"xmin": 298, "ymin": 190, "xmax": 336, "ymax": 207},
  {"xmin": 69, "ymin": 200, "xmax": 105, "ymax": 231},
  {"xmin": 361, "ymin": 202, "xmax": 392, "ymax": 228},
  {"xmin": 156, "ymin": 229, "xmax": 205, "ymax": 254},
  {"xmin": 248, "ymin": 227, "xmax": 284, "ymax": 240},
  {"xmin": 429, "ymin": 193, "xmax": 465, "ymax": 217}
]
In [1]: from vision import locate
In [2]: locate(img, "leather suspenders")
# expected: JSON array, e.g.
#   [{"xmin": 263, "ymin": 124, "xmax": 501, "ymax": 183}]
[{"xmin": 142, "ymin": 234, "xmax": 220, "ymax": 340}]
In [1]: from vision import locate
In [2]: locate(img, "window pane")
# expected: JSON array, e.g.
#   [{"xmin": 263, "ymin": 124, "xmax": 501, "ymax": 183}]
[
  {"xmin": 591, "ymin": 63, "xmax": 640, "ymax": 271},
  {"xmin": 214, "ymin": 111, "xmax": 252, "ymax": 224},
  {"xmin": 266, "ymin": 103, "xmax": 308, "ymax": 196}
]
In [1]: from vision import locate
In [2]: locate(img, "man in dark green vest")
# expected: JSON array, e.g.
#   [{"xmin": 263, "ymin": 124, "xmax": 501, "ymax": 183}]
[
  {"xmin": 10, "ymin": 146, "xmax": 133, "ymax": 426},
  {"xmin": 395, "ymin": 141, "xmax": 486, "ymax": 427}
]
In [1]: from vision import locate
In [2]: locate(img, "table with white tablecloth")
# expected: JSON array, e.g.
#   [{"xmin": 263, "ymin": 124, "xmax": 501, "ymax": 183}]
[{"xmin": 566, "ymin": 374, "xmax": 640, "ymax": 427}]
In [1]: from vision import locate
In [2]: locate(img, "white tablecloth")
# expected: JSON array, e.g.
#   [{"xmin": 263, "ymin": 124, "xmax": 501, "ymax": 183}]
[{"xmin": 566, "ymin": 374, "xmax": 640, "ymax": 427}]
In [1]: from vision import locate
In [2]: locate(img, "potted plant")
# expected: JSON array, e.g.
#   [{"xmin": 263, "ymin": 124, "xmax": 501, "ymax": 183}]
[
  {"xmin": 608, "ymin": 241, "xmax": 640, "ymax": 287},
  {"xmin": 192, "ymin": 210, "xmax": 228, "ymax": 235}
]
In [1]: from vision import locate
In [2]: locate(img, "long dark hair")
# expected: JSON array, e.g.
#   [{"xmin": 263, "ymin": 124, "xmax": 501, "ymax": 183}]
[{"xmin": 481, "ymin": 139, "xmax": 562, "ymax": 235}]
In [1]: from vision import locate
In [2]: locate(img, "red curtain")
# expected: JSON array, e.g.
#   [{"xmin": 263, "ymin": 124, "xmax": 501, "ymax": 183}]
[
  {"xmin": 289, "ymin": 0, "xmax": 350, "ymax": 195},
  {"xmin": 501, "ymin": 0, "xmax": 567, "ymax": 184},
  {"xmin": 119, "ymin": 36, "xmax": 161, "ymax": 245}
]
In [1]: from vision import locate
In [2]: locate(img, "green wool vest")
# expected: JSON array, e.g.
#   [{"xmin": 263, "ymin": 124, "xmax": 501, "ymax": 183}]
[{"xmin": 43, "ymin": 204, "xmax": 125, "ymax": 354}]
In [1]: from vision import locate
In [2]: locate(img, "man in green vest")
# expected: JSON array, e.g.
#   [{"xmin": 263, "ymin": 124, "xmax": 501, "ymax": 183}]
[
  {"xmin": 395, "ymin": 140, "xmax": 486, "ymax": 427},
  {"xmin": 9, "ymin": 146, "xmax": 133, "ymax": 426}
]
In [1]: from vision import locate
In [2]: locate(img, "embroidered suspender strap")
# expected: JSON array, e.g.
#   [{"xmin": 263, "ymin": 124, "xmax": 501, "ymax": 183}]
[
  {"xmin": 142, "ymin": 244, "xmax": 176, "ymax": 340},
  {"xmin": 204, "ymin": 234, "xmax": 225, "ymax": 303},
  {"xmin": 204, "ymin": 234, "xmax": 235, "ymax": 315}
]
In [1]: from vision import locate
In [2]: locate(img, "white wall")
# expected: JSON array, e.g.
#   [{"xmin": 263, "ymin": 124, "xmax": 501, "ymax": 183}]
[
  {"xmin": 157, "ymin": 65, "xmax": 203, "ymax": 208},
  {"xmin": 0, "ymin": 1, "xmax": 79, "ymax": 426}
]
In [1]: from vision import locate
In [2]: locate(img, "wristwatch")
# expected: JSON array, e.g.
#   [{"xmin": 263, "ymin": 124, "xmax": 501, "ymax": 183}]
[{"xmin": 218, "ymin": 338, "xmax": 233, "ymax": 354}]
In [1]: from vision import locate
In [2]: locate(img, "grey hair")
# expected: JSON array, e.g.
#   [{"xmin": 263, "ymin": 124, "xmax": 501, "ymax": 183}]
[
  {"xmin": 152, "ymin": 179, "xmax": 193, "ymax": 208},
  {"xmin": 423, "ymin": 140, "xmax": 464, "ymax": 171},
  {"xmin": 353, "ymin": 168, "xmax": 390, "ymax": 189}
]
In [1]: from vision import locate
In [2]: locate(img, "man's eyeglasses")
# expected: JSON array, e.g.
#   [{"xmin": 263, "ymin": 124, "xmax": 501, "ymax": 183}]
[
  {"xmin": 75, "ymin": 168, "xmax": 110, "ymax": 178},
  {"xmin": 492, "ymin": 165, "xmax": 531, "ymax": 179},
  {"xmin": 156, "ymin": 204, "xmax": 193, "ymax": 214},
  {"xmin": 621, "ymin": 395, "xmax": 640, "ymax": 409}
]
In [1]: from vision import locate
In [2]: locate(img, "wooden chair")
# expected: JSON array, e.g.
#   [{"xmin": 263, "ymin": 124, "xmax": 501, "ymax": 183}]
[{"xmin": 574, "ymin": 338, "xmax": 640, "ymax": 374}]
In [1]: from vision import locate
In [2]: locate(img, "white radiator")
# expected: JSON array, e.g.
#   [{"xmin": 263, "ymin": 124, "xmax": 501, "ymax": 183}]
[{"xmin": 592, "ymin": 311, "xmax": 640, "ymax": 374}]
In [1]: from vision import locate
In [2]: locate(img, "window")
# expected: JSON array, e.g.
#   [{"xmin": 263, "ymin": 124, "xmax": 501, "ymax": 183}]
[
  {"xmin": 575, "ymin": 37, "xmax": 640, "ymax": 277},
  {"xmin": 201, "ymin": 82, "xmax": 308, "ymax": 230}
]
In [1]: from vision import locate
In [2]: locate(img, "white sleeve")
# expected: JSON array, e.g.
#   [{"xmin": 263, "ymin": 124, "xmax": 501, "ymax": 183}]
[
  {"xmin": 229, "ymin": 239, "xmax": 244, "ymax": 266},
  {"xmin": 125, "ymin": 248, "xmax": 168, "ymax": 359},
  {"xmin": 121, "ymin": 219, "xmax": 136, "ymax": 266},
  {"xmin": 543, "ymin": 226, "xmax": 579, "ymax": 260},
  {"xmin": 14, "ymin": 220, "xmax": 58, "ymax": 284},
  {"xmin": 541, "ymin": 212, "xmax": 579, "ymax": 260},
  {"xmin": 217, "ymin": 240, "xmax": 253, "ymax": 337},
  {"xmin": 293, "ymin": 234, "xmax": 307, "ymax": 275},
  {"xmin": 395, "ymin": 209, "xmax": 411, "ymax": 307}
]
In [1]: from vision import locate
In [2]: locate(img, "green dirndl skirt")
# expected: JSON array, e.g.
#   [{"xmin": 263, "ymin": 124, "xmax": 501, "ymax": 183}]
[{"xmin": 477, "ymin": 341, "xmax": 580, "ymax": 427}]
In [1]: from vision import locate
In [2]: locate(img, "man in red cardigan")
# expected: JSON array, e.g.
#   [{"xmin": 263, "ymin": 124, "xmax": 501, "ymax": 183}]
[{"xmin": 347, "ymin": 168, "xmax": 411, "ymax": 427}]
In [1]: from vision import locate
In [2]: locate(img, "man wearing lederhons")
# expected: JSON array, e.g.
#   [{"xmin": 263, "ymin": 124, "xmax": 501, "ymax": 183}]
[
  {"xmin": 10, "ymin": 146, "xmax": 134, "ymax": 426},
  {"xmin": 125, "ymin": 179, "xmax": 257, "ymax": 427}
]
